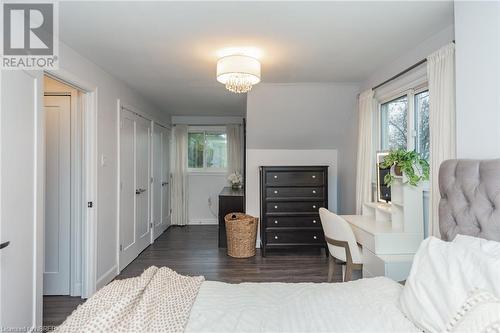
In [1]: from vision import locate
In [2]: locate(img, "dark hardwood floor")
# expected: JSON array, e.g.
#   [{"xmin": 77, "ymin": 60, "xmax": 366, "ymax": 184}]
[{"xmin": 43, "ymin": 225, "xmax": 340, "ymax": 327}]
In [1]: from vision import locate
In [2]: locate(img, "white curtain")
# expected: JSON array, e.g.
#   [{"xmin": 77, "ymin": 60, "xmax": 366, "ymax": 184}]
[
  {"xmin": 355, "ymin": 90, "xmax": 375, "ymax": 214},
  {"xmin": 171, "ymin": 124, "xmax": 189, "ymax": 226},
  {"xmin": 226, "ymin": 124, "xmax": 242, "ymax": 175},
  {"xmin": 427, "ymin": 43, "xmax": 456, "ymax": 238}
]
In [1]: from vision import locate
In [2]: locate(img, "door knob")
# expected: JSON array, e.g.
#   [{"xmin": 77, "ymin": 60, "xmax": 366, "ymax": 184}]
[
  {"xmin": 135, "ymin": 188, "xmax": 146, "ymax": 194},
  {"xmin": 161, "ymin": 182, "xmax": 168, "ymax": 186},
  {"xmin": 0, "ymin": 241, "xmax": 10, "ymax": 250}
]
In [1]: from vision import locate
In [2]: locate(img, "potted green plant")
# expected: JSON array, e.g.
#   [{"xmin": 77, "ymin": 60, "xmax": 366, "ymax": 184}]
[{"xmin": 380, "ymin": 149, "xmax": 429, "ymax": 187}]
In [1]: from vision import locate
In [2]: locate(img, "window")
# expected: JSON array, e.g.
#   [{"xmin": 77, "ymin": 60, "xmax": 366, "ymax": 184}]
[
  {"xmin": 379, "ymin": 89, "xmax": 430, "ymax": 161},
  {"xmin": 380, "ymin": 96, "xmax": 408, "ymax": 151},
  {"xmin": 414, "ymin": 91, "xmax": 429, "ymax": 161},
  {"xmin": 188, "ymin": 128, "xmax": 227, "ymax": 172}
]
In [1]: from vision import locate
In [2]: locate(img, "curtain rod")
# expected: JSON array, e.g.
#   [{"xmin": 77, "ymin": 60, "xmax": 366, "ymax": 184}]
[
  {"xmin": 372, "ymin": 58, "xmax": 427, "ymax": 91},
  {"xmin": 372, "ymin": 40, "xmax": 455, "ymax": 91}
]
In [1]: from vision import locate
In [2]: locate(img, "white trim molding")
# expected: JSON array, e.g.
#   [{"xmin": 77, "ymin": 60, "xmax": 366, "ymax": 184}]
[
  {"xmin": 96, "ymin": 265, "xmax": 118, "ymax": 290},
  {"xmin": 188, "ymin": 219, "xmax": 218, "ymax": 225}
]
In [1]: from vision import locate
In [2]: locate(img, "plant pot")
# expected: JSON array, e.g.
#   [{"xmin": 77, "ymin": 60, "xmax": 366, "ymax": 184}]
[
  {"xmin": 231, "ymin": 183, "xmax": 243, "ymax": 190},
  {"xmin": 394, "ymin": 165, "xmax": 403, "ymax": 176}
]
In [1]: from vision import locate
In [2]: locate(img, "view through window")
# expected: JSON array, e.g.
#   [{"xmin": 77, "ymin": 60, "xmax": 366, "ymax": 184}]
[
  {"xmin": 380, "ymin": 90, "xmax": 430, "ymax": 161},
  {"xmin": 414, "ymin": 91, "xmax": 429, "ymax": 161},
  {"xmin": 380, "ymin": 96, "xmax": 408, "ymax": 151},
  {"xmin": 188, "ymin": 130, "xmax": 227, "ymax": 171}
]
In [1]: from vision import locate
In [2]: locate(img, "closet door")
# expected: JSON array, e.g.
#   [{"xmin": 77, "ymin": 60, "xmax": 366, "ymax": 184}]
[
  {"xmin": 134, "ymin": 116, "xmax": 152, "ymax": 253},
  {"xmin": 162, "ymin": 128, "xmax": 171, "ymax": 230},
  {"xmin": 151, "ymin": 125, "xmax": 171, "ymax": 239},
  {"xmin": 119, "ymin": 110, "xmax": 152, "ymax": 271},
  {"xmin": 152, "ymin": 124, "xmax": 167, "ymax": 240},
  {"xmin": 43, "ymin": 95, "xmax": 71, "ymax": 295},
  {"xmin": 119, "ymin": 110, "xmax": 138, "ymax": 270}
]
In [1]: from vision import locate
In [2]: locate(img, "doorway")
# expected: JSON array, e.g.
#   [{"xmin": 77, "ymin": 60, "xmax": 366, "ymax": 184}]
[{"xmin": 43, "ymin": 75, "xmax": 85, "ymax": 297}]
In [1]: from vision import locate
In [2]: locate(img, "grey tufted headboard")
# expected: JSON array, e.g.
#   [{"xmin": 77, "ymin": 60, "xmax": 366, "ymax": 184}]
[{"xmin": 439, "ymin": 159, "xmax": 500, "ymax": 241}]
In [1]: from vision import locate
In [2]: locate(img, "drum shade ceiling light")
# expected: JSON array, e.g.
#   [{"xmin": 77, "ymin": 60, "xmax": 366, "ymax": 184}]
[{"xmin": 216, "ymin": 54, "xmax": 261, "ymax": 93}]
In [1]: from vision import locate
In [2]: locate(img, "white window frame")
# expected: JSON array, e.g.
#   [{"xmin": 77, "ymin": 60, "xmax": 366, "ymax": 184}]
[
  {"xmin": 187, "ymin": 126, "xmax": 227, "ymax": 174},
  {"xmin": 377, "ymin": 82, "xmax": 428, "ymax": 153}
]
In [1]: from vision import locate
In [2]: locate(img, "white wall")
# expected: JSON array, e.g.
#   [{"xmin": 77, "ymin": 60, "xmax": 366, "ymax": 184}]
[
  {"xmin": 246, "ymin": 83, "xmax": 358, "ymax": 214},
  {"xmin": 455, "ymin": 1, "xmax": 500, "ymax": 158},
  {"xmin": 187, "ymin": 173, "xmax": 227, "ymax": 224},
  {"xmin": 55, "ymin": 42, "xmax": 169, "ymax": 289},
  {"xmin": 172, "ymin": 116, "xmax": 244, "ymax": 225},
  {"xmin": 360, "ymin": 25, "xmax": 454, "ymax": 91}
]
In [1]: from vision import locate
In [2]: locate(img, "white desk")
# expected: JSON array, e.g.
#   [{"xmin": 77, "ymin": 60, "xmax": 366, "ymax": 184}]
[{"xmin": 341, "ymin": 214, "xmax": 421, "ymax": 282}]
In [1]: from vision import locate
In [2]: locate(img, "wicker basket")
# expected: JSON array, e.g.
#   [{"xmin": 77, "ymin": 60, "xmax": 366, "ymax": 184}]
[{"xmin": 224, "ymin": 213, "xmax": 258, "ymax": 258}]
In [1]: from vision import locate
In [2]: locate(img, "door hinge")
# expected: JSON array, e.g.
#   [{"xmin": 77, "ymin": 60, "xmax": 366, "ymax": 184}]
[
  {"xmin": 87, "ymin": 201, "xmax": 93, "ymax": 208},
  {"xmin": 119, "ymin": 244, "xmax": 123, "ymax": 251},
  {"xmin": 150, "ymin": 222, "xmax": 153, "ymax": 228},
  {"xmin": 150, "ymin": 177, "xmax": 154, "ymax": 184}
]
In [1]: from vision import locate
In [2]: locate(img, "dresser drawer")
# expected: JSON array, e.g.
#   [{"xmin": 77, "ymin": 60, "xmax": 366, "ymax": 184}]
[
  {"xmin": 267, "ymin": 201, "xmax": 324, "ymax": 213},
  {"xmin": 266, "ymin": 216, "xmax": 321, "ymax": 228},
  {"xmin": 266, "ymin": 230, "xmax": 324, "ymax": 244},
  {"xmin": 266, "ymin": 171, "xmax": 324, "ymax": 186},
  {"xmin": 266, "ymin": 187, "xmax": 324, "ymax": 198}
]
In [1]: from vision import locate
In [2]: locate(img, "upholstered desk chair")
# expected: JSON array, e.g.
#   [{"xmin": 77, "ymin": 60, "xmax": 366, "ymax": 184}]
[{"xmin": 319, "ymin": 208, "xmax": 363, "ymax": 282}]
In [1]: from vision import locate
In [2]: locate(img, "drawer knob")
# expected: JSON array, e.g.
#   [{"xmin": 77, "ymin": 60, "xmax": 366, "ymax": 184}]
[
  {"xmin": 274, "ymin": 190, "xmax": 278, "ymax": 194},
  {"xmin": 274, "ymin": 220, "xmax": 278, "ymax": 224},
  {"xmin": 274, "ymin": 205, "xmax": 278, "ymax": 209},
  {"xmin": 274, "ymin": 175, "xmax": 278, "ymax": 179},
  {"xmin": 312, "ymin": 175, "xmax": 316, "ymax": 179},
  {"xmin": 274, "ymin": 235, "xmax": 278, "ymax": 240},
  {"xmin": 313, "ymin": 220, "xmax": 317, "ymax": 224},
  {"xmin": 313, "ymin": 235, "xmax": 317, "ymax": 240},
  {"xmin": 313, "ymin": 205, "xmax": 317, "ymax": 209},
  {"xmin": 312, "ymin": 190, "xmax": 316, "ymax": 194}
]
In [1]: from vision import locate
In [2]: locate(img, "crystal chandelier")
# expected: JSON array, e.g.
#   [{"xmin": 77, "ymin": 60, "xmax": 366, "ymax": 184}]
[{"xmin": 217, "ymin": 54, "xmax": 261, "ymax": 94}]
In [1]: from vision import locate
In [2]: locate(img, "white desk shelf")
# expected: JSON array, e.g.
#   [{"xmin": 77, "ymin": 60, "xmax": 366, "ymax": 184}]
[{"xmin": 343, "ymin": 180, "xmax": 424, "ymax": 282}]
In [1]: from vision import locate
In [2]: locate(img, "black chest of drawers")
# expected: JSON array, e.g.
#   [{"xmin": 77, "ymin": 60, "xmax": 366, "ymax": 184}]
[{"xmin": 259, "ymin": 166, "xmax": 328, "ymax": 256}]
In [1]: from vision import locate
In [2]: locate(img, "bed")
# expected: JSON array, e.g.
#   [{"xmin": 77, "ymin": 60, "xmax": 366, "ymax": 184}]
[
  {"xmin": 55, "ymin": 159, "xmax": 500, "ymax": 333},
  {"xmin": 186, "ymin": 277, "xmax": 418, "ymax": 332}
]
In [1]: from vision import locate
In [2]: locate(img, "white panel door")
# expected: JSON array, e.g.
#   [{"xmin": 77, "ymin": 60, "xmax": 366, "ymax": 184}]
[
  {"xmin": 119, "ymin": 110, "xmax": 137, "ymax": 271},
  {"xmin": 43, "ymin": 95, "xmax": 71, "ymax": 295},
  {"xmin": 119, "ymin": 110, "xmax": 151, "ymax": 271},
  {"xmin": 152, "ymin": 125, "xmax": 170, "ymax": 240},
  {"xmin": 135, "ymin": 116, "xmax": 151, "ymax": 253},
  {"xmin": 152, "ymin": 125, "xmax": 163, "ymax": 240},
  {"xmin": 1, "ymin": 70, "xmax": 43, "ymax": 328},
  {"xmin": 162, "ymin": 128, "xmax": 171, "ymax": 230}
]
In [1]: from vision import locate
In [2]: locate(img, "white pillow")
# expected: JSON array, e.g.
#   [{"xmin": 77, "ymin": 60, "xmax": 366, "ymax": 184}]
[
  {"xmin": 399, "ymin": 236, "xmax": 500, "ymax": 333},
  {"xmin": 453, "ymin": 234, "xmax": 500, "ymax": 257},
  {"xmin": 446, "ymin": 289, "xmax": 500, "ymax": 333}
]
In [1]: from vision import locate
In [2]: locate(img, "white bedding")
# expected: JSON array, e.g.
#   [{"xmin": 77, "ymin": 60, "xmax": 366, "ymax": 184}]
[{"xmin": 186, "ymin": 277, "xmax": 419, "ymax": 333}]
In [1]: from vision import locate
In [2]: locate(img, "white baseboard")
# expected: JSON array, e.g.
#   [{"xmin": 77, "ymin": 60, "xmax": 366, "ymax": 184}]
[
  {"xmin": 70, "ymin": 282, "xmax": 82, "ymax": 297},
  {"xmin": 188, "ymin": 218, "xmax": 217, "ymax": 225},
  {"xmin": 96, "ymin": 265, "xmax": 117, "ymax": 289}
]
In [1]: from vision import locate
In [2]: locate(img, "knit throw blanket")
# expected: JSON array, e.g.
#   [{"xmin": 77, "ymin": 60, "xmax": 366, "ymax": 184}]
[{"xmin": 55, "ymin": 266, "xmax": 205, "ymax": 333}]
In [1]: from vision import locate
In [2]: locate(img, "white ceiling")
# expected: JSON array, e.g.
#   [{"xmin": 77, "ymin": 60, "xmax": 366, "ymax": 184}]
[{"xmin": 59, "ymin": 1, "xmax": 453, "ymax": 116}]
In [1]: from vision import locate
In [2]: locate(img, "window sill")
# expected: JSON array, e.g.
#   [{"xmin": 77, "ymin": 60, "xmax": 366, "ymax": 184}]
[{"xmin": 188, "ymin": 170, "xmax": 228, "ymax": 176}]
